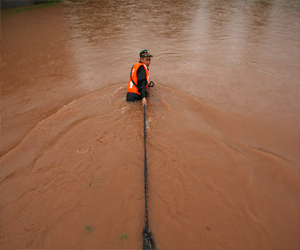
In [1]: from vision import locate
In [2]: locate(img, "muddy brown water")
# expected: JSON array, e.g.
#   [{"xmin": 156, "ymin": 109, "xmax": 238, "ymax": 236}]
[{"xmin": 1, "ymin": 0, "xmax": 299, "ymax": 249}]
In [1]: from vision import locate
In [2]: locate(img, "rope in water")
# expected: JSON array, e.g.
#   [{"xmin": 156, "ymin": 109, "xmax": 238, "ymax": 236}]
[{"xmin": 142, "ymin": 105, "xmax": 156, "ymax": 250}]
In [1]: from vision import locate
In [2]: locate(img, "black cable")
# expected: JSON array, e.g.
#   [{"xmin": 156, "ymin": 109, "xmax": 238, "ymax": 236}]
[{"xmin": 142, "ymin": 105, "xmax": 156, "ymax": 250}]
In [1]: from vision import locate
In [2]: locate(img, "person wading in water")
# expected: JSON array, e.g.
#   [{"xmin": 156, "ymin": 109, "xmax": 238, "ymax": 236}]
[{"xmin": 126, "ymin": 49, "xmax": 153, "ymax": 106}]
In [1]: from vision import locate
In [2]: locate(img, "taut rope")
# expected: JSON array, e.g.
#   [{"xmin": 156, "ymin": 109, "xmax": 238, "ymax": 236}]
[{"xmin": 142, "ymin": 105, "xmax": 156, "ymax": 250}]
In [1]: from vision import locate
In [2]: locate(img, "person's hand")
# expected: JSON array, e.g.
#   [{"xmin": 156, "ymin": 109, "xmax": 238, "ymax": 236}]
[{"xmin": 142, "ymin": 97, "xmax": 147, "ymax": 106}]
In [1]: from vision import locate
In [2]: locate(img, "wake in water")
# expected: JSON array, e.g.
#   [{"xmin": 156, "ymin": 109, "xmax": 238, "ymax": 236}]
[{"xmin": 1, "ymin": 84, "xmax": 299, "ymax": 249}]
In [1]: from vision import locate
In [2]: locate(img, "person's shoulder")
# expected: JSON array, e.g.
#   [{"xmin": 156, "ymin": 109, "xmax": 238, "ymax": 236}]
[{"xmin": 137, "ymin": 64, "xmax": 146, "ymax": 72}]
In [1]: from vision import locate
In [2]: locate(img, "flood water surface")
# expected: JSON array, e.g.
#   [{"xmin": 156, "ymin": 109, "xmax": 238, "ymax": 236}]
[{"xmin": 1, "ymin": 0, "xmax": 299, "ymax": 249}]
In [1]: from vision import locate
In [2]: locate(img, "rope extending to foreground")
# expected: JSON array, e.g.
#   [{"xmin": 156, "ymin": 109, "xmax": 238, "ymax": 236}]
[{"xmin": 142, "ymin": 105, "xmax": 156, "ymax": 250}]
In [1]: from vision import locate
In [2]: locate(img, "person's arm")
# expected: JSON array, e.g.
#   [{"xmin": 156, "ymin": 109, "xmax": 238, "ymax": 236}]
[{"xmin": 137, "ymin": 66, "xmax": 148, "ymax": 105}]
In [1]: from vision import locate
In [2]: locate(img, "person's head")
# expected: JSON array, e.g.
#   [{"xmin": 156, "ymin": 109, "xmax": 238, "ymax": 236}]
[{"xmin": 139, "ymin": 49, "xmax": 153, "ymax": 68}]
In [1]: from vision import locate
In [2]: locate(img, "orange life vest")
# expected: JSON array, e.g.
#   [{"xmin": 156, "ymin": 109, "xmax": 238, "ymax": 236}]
[{"xmin": 127, "ymin": 62, "xmax": 150, "ymax": 95}]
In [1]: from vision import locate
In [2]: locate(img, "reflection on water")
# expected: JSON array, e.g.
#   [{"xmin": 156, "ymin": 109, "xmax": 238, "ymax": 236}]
[{"xmin": 1, "ymin": 0, "xmax": 299, "ymax": 249}]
